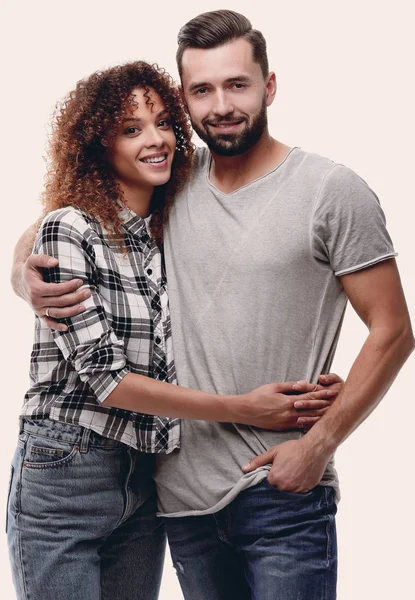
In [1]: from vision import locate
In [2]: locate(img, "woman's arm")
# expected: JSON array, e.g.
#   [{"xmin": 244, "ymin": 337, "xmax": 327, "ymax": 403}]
[{"xmin": 103, "ymin": 372, "xmax": 337, "ymax": 430}]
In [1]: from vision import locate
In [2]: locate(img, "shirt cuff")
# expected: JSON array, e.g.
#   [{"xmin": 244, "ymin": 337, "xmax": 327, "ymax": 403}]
[{"xmin": 81, "ymin": 366, "xmax": 130, "ymax": 404}]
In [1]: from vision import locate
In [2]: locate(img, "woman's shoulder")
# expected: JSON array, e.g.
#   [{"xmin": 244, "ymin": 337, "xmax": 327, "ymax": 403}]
[{"xmin": 39, "ymin": 207, "xmax": 97, "ymax": 236}]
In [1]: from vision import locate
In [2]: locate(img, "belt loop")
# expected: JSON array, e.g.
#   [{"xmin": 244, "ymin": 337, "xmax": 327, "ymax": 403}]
[{"xmin": 79, "ymin": 427, "xmax": 91, "ymax": 454}]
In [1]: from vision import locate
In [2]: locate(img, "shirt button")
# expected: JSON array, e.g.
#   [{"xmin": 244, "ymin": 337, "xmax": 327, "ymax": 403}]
[
  {"xmin": 147, "ymin": 268, "xmax": 153, "ymax": 275},
  {"xmin": 155, "ymin": 336, "xmax": 162, "ymax": 344}
]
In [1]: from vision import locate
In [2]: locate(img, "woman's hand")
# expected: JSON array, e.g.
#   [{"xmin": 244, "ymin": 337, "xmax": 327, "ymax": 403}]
[{"xmin": 237, "ymin": 374, "xmax": 343, "ymax": 431}]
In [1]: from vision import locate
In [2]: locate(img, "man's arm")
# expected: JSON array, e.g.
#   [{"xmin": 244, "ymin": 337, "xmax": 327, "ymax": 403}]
[
  {"xmin": 11, "ymin": 223, "xmax": 88, "ymax": 331},
  {"xmin": 243, "ymin": 259, "xmax": 414, "ymax": 491}
]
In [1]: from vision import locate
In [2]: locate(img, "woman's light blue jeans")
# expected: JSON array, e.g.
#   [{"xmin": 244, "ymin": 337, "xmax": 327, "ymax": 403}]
[{"xmin": 7, "ymin": 418, "xmax": 165, "ymax": 600}]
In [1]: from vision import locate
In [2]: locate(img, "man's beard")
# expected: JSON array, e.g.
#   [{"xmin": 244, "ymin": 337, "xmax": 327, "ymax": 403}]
[{"xmin": 192, "ymin": 97, "xmax": 268, "ymax": 157}]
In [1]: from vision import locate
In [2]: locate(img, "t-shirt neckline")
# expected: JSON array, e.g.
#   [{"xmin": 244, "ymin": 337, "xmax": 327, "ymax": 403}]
[{"xmin": 206, "ymin": 146, "xmax": 300, "ymax": 197}]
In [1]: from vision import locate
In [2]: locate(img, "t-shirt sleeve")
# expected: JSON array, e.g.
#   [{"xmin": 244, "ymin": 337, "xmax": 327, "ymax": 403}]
[
  {"xmin": 34, "ymin": 209, "xmax": 130, "ymax": 403},
  {"xmin": 312, "ymin": 164, "xmax": 397, "ymax": 276}
]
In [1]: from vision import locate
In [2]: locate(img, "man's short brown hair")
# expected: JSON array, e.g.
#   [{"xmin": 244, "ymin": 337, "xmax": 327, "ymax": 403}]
[{"xmin": 176, "ymin": 10, "xmax": 269, "ymax": 79}]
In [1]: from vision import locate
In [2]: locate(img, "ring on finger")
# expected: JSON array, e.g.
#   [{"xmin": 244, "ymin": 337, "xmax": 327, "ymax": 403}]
[{"xmin": 45, "ymin": 308, "xmax": 51, "ymax": 318}]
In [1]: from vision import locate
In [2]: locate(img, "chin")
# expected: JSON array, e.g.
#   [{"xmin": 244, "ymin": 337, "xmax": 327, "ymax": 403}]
[{"xmin": 151, "ymin": 175, "xmax": 171, "ymax": 188}]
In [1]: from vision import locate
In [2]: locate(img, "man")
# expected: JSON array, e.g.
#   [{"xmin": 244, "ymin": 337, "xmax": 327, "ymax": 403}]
[{"xmin": 12, "ymin": 10, "xmax": 413, "ymax": 600}]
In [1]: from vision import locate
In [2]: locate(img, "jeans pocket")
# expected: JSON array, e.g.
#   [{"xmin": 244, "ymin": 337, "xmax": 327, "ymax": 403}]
[
  {"xmin": 5, "ymin": 465, "xmax": 14, "ymax": 533},
  {"xmin": 23, "ymin": 435, "xmax": 79, "ymax": 469}
]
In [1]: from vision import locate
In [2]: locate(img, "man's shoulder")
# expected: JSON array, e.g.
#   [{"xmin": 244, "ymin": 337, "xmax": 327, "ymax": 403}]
[
  {"xmin": 191, "ymin": 145, "xmax": 210, "ymax": 176},
  {"xmin": 294, "ymin": 147, "xmax": 336, "ymax": 174},
  {"xmin": 175, "ymin": 145, "xmax": 210, "ymax": 198},
  {"xmin": 297, "ymin": 149, "xmax": 366, "ymax": 182}
]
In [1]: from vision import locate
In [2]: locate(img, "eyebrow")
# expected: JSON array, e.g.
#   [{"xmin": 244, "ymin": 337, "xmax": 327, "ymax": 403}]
[
  {"xmin": 122, "ymin": 109, "xmax": 169, "ymax": 123},
  {"xmin": 188, "ymin": 75, "xmax": 252, "ymax": 93}
]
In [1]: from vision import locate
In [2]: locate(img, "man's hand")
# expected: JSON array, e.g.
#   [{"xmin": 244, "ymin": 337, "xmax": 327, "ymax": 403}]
[
  {"xmin": 240, "ymin": 373, "xmax": 343, "ymax": 489},
  {"xmin": 18, "ymin": 255, "xmax": 90, "ymax": 331},
  {"xmin": 242, "ymin": 436, "xmax": 330, "ymax": 493}
]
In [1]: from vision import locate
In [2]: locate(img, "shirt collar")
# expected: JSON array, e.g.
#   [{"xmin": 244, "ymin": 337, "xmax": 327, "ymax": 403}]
[{"xmin": 117, "ymin": 203, "xmax": 152, "ymax": 238}]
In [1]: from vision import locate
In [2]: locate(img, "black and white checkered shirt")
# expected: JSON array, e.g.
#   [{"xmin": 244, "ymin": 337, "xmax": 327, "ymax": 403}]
[{"xmin": 22, "ymin": 206, "xmax": 180, "ymax": 453}]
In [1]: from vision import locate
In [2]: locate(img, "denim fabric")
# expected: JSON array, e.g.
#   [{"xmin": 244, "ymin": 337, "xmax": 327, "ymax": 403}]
[
  {"xmin": 165, "ymin": 480, "xmax": 337, "ymax": 600},
  {"xmin": 7, "ymin": 418, "xmax": 166, "ymax": 600}
]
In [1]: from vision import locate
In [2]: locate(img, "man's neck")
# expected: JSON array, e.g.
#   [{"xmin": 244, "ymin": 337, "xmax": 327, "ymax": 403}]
[{"xmin": 209, "ymin": 133, "xmax": 292, "ymax": 194}]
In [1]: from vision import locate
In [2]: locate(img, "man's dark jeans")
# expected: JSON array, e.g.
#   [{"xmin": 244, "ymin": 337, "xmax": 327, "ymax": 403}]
[{"xmin": 165, "ymin": 480, "xmax": 337, "ymax": 600}]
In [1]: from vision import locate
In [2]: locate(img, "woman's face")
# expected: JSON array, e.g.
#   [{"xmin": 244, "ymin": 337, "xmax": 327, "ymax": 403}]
[{"xmin": 107, "ymin": 87, "xmax": 176, "ymax": 192}]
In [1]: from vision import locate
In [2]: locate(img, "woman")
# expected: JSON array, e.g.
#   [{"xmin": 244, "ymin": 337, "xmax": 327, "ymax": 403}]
[{"xmin": 7, "ymin": 61, "xmax": 338, "ymax": 600}]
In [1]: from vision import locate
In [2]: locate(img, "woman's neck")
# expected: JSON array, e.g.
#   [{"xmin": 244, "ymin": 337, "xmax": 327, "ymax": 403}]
[{"xmin": 119, "ymin": 181, "xmax": 153, "ymax": 217}]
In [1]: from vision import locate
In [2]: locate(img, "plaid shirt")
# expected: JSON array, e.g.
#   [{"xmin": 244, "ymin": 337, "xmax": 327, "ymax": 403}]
[{"xmin": 22, "ymin": 206, "xmax": 180, "ymax": 453}]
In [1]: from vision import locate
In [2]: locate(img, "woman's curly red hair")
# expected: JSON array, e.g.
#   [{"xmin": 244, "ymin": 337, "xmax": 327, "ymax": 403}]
[{"xmin": 42, "ymin": 61, "xmax": 193, "ymax": 246}]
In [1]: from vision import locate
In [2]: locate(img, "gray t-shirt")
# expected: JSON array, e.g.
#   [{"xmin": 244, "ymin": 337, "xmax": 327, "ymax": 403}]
[{"xmin": 155, "ymin": 146, "xmax": 396, "ymax": 516}]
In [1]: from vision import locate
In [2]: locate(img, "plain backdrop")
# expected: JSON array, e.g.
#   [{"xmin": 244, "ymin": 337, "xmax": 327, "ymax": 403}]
[{"xmin": 1, "ymin": 1, "xmax": 414, "ymax": 598}]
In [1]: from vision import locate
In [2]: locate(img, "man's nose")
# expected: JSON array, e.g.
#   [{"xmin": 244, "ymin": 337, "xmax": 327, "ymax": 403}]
[{"xmin": 212, "ymin": 90, "xmax": 234, "ymax": 117}]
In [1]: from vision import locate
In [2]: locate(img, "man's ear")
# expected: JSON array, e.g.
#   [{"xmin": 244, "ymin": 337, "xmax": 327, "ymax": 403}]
[{"xmin": 265, "ymin": 72, "xmax": 277, "ymax": 107}]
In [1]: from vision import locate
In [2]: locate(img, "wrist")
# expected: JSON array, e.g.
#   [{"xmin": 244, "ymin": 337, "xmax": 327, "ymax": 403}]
[
  {"xmin": 11, "ymin": 264, "xmax": 25, "ymax": 299},
  {"xmin": 301, "ymin": 427, "xmax": 338, "ymax": 458},
  {"xmin": 218, "ymin": 393, "xmax": 251, "ymax": 424}
]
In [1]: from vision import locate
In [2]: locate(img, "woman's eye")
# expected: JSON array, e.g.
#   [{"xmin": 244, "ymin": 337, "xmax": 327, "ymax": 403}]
[
  {"xmin": 158, "ymin": 119, "xmax": 171, "ymax": 128},
  {"xmin": 125, "ymin": 127, "xmax": 140, "ymax": 135}
]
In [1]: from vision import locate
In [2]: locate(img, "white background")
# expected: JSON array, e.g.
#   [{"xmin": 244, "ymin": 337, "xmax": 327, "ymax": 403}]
[{"xmin": 1, "ymin": 1, "xmax": 414, "ymax": 598}]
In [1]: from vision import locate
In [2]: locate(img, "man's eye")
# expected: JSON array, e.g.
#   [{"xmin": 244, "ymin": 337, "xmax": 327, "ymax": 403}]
[
  {"xmin": 232, "ymin": 83, "xmax": 246, "ymax": 90},
  {"xmin": 195, "ymin": 88, "xmax": 208, "ymax": 95}
]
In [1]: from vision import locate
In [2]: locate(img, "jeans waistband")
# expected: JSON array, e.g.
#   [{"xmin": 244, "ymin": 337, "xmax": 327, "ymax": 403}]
[{"xmin": 20, "ymin": 418, "xmax": 124, "ymax": 450}]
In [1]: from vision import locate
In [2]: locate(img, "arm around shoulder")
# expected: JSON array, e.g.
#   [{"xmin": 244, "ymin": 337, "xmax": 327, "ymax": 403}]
[{"xmin": 10, "ymin": 214, "xmax": 88, "ymax": 327}]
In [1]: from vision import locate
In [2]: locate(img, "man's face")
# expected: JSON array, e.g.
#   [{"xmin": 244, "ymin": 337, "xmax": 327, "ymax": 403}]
[{"xmin": 180, "ymin": 38, "xmax": 275, "ymax": 156}]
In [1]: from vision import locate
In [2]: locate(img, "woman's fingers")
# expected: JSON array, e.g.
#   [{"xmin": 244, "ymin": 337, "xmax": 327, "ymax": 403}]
[
  {"xmin": 293, "ymin": 398, "xmax": 333, "ymax": 410},
  {"xmin": 292, "ymin": 388, "xmax": 336, "ymax": 406}
]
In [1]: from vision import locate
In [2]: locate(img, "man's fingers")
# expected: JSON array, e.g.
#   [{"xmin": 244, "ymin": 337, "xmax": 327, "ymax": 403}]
[
  {"xmin": 318, "ymin": 372, "xmax": 344, "ymax": 385},
  {"xmin": 242, "ymin": 449, "xmax": 277, "ymax": 473},
  {"xmin": 29, "ymin": 284, "xmax": 89, "ymax": 310},
  {"xmin": 44, "ymin": 289, "xmax": 90, "ymax": 308},
  {"xmin": 297, "ymin": 416, "xmax": 319, "ymax": 430},
  {"xmin": 43, "ymin": 305, "xmax": 86, "ymax": 320},
  {"xmin": 41, "ymin": 316, "xmax": 68, "ymax": 332},
  {"xmin": 41, "ymin": 280, "xmax": 86, "ymax": 299},
  {"xmin": 27, "ymin": 254, "xmax": 59, "ymax": 270}
]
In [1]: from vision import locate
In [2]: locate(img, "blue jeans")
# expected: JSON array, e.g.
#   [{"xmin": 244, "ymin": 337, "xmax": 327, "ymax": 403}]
[
  {"xmin": 165, "ymin": 480, "xmax": 337, "ymax": 600},
  {"xmin": 7, "ymin": 418, "xmax": 166, "ymax": 600}
]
